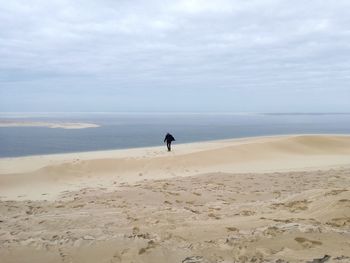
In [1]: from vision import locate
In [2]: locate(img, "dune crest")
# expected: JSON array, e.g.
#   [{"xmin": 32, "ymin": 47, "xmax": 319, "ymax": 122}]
[{"xmin": 1, "ymin": 135, "xmax": 350, "ymax": 200}]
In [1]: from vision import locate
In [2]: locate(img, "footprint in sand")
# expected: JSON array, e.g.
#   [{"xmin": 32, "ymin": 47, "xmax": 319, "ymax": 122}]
[
  {"xmin": 26, "ymin": 205, "xmax": 44, "ymax": 215},
  {"xmin": 182, "ymin": 256, "xmax": 210, "ymax": 263},
  {"xmin": 110, "ymin": 249, "xmax": 130, "ymax": 263},
  {"xmin": 271, "ymin": 200, "xmax": 310, "ymax": 212},
  {"xmin": 238, "ymin": 210, "xmax": 256, "ymax": 216},
  {"xmin": 325, "ymin": 189, "xmax": 348, "ymax": 196},
  {"xmin": 337, "ymin": 199, "xmax": 350, "ymax": 208},
  {"xmin": 184, "ymin": 207, "xmax": 201, "ymax": 214},
  {"xmin": 306, "ymin": 255, "xmax": 331, "ymax": 263},
  {"xmin": 208, "ymin": 213, "xmax": 221, "ymax": 219},
  {"xmin": 326, "ymin": 217, "xmax": 350, "ymax": 227},
  {"xmin": 263, "ymin": 226, "xmax": 285, "ymax": 237},
  {"xmin": 58, "ymin": 248, "xmax": 72, "ymax": 263},
  {"xmin": 295, "ymin": 237, "xmax": 322, "ymax": 248},
  {"xmin": 72, "ymin": 204, "xmax": 85, "ymax": 208},
  {"xmin": 226, "ymin": 227, "xmax": 239, "ymax": 232},
  {"xmin": 285, "ymin": 200, "xmax": 310, "ymax": 212},
  {"xmin": 167, "ymin": 191, "xmax": 180, "ymax": 196},
  {"xmin": 110, "ymin": 252, "xmax": 122, "ymax": 263},
  {"xmin": 138, "ymin": 240, "xmax": 158, "ymax": 255}
]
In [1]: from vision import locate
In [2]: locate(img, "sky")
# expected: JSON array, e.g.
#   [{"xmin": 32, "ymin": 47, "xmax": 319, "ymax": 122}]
[{"xmin": 0, "ymin": 0, "xmax": 350, "ymax": 113}]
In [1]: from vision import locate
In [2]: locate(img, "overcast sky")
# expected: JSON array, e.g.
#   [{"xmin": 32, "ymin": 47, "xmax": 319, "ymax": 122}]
[{"xmin": 0, "ymin": 0, "xmax": 349, "ymax": 113}]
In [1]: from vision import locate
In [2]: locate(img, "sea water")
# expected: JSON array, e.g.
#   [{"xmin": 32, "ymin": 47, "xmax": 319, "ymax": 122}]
[{"xmin": 1, "ymin": 113, "xmax": 350, "ymax": 157}]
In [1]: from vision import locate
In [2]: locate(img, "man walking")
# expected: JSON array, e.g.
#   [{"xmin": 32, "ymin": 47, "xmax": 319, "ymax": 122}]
[{"xmin": 164, "ymin": 133, "xmax": 175, "ymax": 151}]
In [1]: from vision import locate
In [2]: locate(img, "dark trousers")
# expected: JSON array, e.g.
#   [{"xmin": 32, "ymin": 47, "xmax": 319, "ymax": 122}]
[{"xmin": 166, "ymin": 141, "xmax": 172, "ymax": 151}]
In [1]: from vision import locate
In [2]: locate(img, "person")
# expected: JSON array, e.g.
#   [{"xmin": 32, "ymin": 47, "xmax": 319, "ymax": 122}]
[{"xmin": 164, "ymin": 133, "xmax": 175, "ymax": 151}]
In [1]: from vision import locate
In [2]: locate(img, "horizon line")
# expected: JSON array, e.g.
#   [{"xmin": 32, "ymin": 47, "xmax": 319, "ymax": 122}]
[{"xmin": 1, "ymin": 111, "xmax": 350, "ymax": 116}]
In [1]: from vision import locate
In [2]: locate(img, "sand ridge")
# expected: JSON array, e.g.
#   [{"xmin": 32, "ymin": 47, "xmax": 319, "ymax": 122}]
[{"xmin": 1, "ymin": 135, "xmax": 350, "ymax": 200}]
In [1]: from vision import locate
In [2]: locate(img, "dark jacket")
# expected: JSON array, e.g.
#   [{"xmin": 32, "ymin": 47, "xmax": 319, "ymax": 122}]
[{"xmin": 164, "ymin": 133, "xmax": 175, "ymax": 143}]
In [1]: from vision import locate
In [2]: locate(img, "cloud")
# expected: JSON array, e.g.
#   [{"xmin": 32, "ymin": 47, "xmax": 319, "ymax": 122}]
[{"xmin": 0, "ymin": 0, "xmax": 349, "ymax": 112}]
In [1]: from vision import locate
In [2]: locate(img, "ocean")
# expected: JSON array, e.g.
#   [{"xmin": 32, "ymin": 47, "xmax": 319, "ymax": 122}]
[{"xmin": 1, "ymin": 113, "xmax": 350, "ymax": 157}]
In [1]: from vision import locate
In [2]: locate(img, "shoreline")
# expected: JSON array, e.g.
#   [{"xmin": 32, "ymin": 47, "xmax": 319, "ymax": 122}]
[{"xmin": 1, "ymin": 132, "xmax": 350, "ymax": 160}]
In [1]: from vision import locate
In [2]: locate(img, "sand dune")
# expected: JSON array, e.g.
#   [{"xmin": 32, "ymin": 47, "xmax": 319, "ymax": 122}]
[
  {"xmin": 0, "ymin": 135, "xmax": 350, "ymax": 262},
  {"xmin": 0, "ymin": 135, "xmax": 349, "ymax": 200}
]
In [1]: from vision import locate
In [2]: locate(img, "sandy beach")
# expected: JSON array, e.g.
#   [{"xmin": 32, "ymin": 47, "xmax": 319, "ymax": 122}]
[
  {"xmin": 0, "ymin": 134, "xmax": 350, "ymax": 262},
  {"xmin": 0, "ymin": 121, "xmax": 100, "ymax": 129}
]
